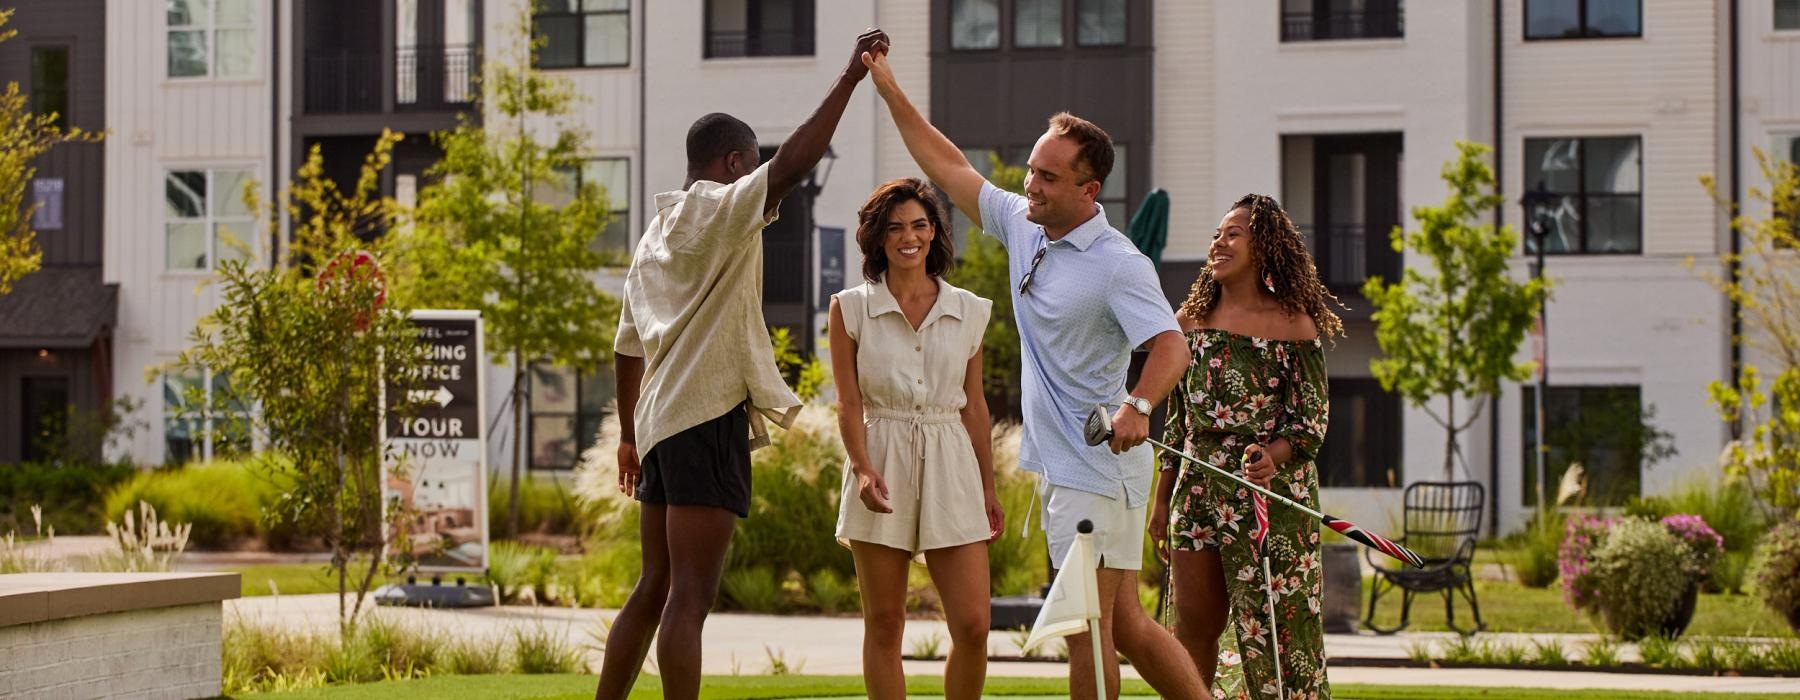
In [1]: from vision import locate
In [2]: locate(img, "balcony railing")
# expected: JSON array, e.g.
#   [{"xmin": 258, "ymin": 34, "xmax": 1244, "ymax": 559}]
[
  {"xmin": 305, "ymin": 50, "xmax": 382, "ymax": 114},
  {"xmin": 304, "ymin": 44, "xmax": 475, "ymax": 115},
  {"xmin": 706, "ymin": 29, "xmax": 815, "ymax": 59},
  {"xmin": 1303, "ymin": 223, "xmax": 1399, "ymax": 291},
  {"xmin": 397, "ymin": 44, "xmax": 475, "ymax": 110},
  {"xmin": 1281, "ymin": 8, "xmax": 1404, "ymax": 41}
]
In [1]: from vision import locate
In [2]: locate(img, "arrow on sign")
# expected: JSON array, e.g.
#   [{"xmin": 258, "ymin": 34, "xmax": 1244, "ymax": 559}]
[{"xmin": 409, "ymin": 386, "xmax": 454, "ymax": 408}]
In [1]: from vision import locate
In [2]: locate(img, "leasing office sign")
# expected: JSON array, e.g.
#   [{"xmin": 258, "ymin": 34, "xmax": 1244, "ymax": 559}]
[{"xmin": 381, "ymin": 310, "xmax": 488, "ymax": 572}]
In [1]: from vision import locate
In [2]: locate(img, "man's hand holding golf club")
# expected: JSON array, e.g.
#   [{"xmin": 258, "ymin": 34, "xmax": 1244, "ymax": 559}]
[{"xmin": 1083, "ymin": 403, "xmax": 1427, "ymax": 569}]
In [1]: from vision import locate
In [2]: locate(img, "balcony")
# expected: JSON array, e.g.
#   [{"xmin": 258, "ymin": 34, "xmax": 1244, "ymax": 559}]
[
  {"xmin": 1282, "ymin": 6, "xmax": 1404, "ymax": 41},
  {"xmin": 304, "ymin": 44, "xmax": 474, "ymax": 115},
  {"xmin": 705, "ymin": 29, "xmax": 815, "ymax": 59}
]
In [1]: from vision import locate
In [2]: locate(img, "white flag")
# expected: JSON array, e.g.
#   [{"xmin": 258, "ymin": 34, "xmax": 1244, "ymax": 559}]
[{"xmin": 1021, "ymin": 529, "xmax": 1102, "ymax": 654}]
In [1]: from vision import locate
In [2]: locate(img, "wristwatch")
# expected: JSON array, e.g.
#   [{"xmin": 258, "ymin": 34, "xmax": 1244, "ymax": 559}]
[{"xmin": 1122, "ymin": 396, "xmax": 1153, "ymax": 416}]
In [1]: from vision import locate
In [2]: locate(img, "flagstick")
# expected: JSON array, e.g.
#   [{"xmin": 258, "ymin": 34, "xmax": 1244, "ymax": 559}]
[{"xmin": 1262, "ymin": 554, "xmax": 1284, "ymax": 700}]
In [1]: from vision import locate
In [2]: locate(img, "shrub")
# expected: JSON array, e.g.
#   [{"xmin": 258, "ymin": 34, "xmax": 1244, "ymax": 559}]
[
  {"xmin": 1629, "ymin": 480, "xmax": 1767, "ymax": 592},
  {"xmin": 807, "ymin": 568, "xmax": 857, "ymax": 614},
  {"xmin": 1661, "ymin": 514, "xmax": 1724, "ymax": 580},
  {"xmin": 1589, "ymin": 518, "xmax": 1692, "ymax": 640},
  {"xmin": 487, "ymin": 541, "xmax": 557, "ymax": 604},
  {"xmin": 1580, "ymin": 636, "xmax": 1620, "ymax": 666},
  {"xmin": 1558, "ymin": 514, "xmax": 1611, "ymax": 610},
  {"xmin": 1510, "ymin": 509, "xmax": 1564, "ymax": 588},
  {"xmin": 512, "ymin": 623, "xmax": 585, "ymax": 674},
  {"xmin": 1749, "ymin": 519, "xmax": 1800, "ymax": 631},
  {"xmin": 1637, "ymin": 633, "xmax": 1684, "ymax": 667},
  {"xmin": 489, "ymin": 474, "xmax": 588, "ymax": 538},
  {"xmin": 722, "ymin": 566, "xmax": 783, "ymax": 613},
  {"xmin": 729, "ymin": 408, "xmax": 854, "ymax": 583},
  {"xmin": 0, "ymin": 462, "xmax": 135, "ymax": 535},
  {"xmin": 102, "ymin": 459, "xmax": 287, "ymax": 549},
  {"xmin": 987, "ymin": 422, "xmax": 1047, "ymax": 597}
]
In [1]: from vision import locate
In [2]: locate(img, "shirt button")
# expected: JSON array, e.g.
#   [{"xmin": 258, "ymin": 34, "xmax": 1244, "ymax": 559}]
[
  {"xmin": 916, "ymin": 378, "xmax": 924, "ymax": 385},
  {"xmin": 915, "ymin": 405, "xmax": 922, "ymax": 410},
  {"xmin": 914, "ymin": 346, "xmax": 921, "ymax": 351}
]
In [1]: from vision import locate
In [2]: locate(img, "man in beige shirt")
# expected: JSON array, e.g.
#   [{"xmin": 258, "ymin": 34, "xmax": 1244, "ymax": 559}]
[{"xmin": 593, "ymin": 29, "xmax": 891, "ymax": 700}]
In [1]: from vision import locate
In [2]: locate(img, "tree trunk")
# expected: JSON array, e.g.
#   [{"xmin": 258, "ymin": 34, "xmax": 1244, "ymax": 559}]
[
  {"xmin": 1444, "ymin": 392, "xmax": 1457, "ymax": 482},
  {"xmin": 509, "ymin": 349, "xmax": 524, "ymax": 539}
]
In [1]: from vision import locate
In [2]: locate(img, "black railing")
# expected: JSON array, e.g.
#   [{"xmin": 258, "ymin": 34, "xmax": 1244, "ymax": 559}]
[
  {"xmin": 397, "ymin": 44, "xmax": 476, "ymax": 111},
  {"xmin": 706, "ymin": 29, "xmax": 815, "ymax": 58},
  {"xmin": 1304, "ymin": 224, "xmax": 1400, "ymax": 291},
  {"xmin": 1281, "ymin": 8, "xmax": 1404, "ymax": 41},
  {"xmin": 304, "ymin": 44, "xmax": 474, "ymax": 115},
  {"xmin": 304, "ymin": 50, "xmax": 383, "ymax": 113}
]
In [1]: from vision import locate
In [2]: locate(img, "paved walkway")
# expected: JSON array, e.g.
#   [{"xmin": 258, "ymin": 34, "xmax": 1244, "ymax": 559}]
[{"xmin": 227, "ymin": 593, "xmax": 1800, "ymax": 694}]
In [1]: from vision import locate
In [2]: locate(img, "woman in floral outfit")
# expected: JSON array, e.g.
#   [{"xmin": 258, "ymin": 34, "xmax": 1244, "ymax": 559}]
[{"xmin": 1151, "ymin": 194, "xmax": 1344, "ymax": 699}]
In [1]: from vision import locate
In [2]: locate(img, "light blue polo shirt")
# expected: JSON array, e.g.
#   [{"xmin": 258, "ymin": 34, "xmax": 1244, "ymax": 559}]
[{"xmin": 979, "ymin": 182, "xmax": 1180, "ymax": 507}]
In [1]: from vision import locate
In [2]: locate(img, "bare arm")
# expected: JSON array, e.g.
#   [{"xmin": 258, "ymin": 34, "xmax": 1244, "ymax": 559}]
[
  {"xmin": 765, "ymin": 29, "xmax": 891, "ymax": 215},
  {"xmin": 959, "ymin": 349, "xmax": 1003, "ymax": 539},
  {"xmin": 613, "ymin": 352, "xmax": 644, "ymax": 494},
  {"xmin": 861, "ymin": 50, "xmax": 987, "ymax": 223},
  {"xmin": 828, "ymin": 298, "xmax": 891, "ymax": 513}
]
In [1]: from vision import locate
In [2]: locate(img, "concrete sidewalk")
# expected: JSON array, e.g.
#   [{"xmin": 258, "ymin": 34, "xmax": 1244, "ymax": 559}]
[{"xmin": 227, "ymin": 593, "xmax": 1800, "ymax": 694}]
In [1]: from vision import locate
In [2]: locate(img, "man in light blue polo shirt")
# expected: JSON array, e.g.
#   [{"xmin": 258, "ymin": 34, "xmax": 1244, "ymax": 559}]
[{"xmin": 863, "ymin": 51, "xmax": 1205, "ymax": 699}]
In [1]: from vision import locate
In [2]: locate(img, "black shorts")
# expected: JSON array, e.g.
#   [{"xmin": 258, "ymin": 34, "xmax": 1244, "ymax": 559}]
[{"xmin": 636, "ymin": 402, "xmax": 752, "ymax": 518}]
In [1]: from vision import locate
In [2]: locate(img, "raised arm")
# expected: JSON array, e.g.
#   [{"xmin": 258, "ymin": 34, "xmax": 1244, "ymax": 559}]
[
  {"xmin": 765, "ymin": 29, "xmax": 891, "ymax": 215},
  {"xmin": 861, "ymin": 50, "xmax": 987, "ymax": 223}
]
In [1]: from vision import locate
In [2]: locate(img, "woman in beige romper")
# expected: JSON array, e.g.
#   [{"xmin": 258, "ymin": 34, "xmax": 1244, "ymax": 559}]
[{"xmin": 830, "ymin": 178, "xmax": 1004, "ymax": 700}]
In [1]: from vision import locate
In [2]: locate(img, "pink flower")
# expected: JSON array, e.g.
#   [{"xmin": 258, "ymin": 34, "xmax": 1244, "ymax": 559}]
[{"xmin": 1209, "ymin": 356, "xmax": 1224, "ymax": 369}]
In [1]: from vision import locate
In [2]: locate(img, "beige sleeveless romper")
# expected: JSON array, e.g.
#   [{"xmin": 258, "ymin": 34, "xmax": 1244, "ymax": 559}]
[{"xmin": 833, "ymin": 278, "xmax": 994, "ymax": 555}]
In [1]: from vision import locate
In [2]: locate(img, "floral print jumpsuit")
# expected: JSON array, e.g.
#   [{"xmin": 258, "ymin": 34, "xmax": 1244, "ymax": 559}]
[{"xmin": 1163, "ymin": 329, "xmax": 1331, "ymax": 700}]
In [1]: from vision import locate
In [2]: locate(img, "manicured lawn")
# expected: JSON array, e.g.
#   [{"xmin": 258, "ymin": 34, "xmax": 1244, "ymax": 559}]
[
  {"xmin": 1362, "ymin": 578, "xmax": 1793, "ymax": 638},
  {"xmin": 227, "ymin": 562, "xmax": 1792, "ymax": 639},
  {"xmin": 240, "ymin": 674, "xmax": 1800, "ymax": 699}
]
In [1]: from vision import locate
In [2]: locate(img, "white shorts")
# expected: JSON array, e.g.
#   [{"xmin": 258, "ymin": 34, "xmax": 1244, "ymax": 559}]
[{"xmin": 1041, "ymin": 481, "xmax": 1146, "ymax": 571}]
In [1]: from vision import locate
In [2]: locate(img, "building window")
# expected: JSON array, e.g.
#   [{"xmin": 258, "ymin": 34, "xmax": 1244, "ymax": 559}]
[
  {"xmin": 1015, "ymin": 0, "xmax": 1065, "ymax": 48},
  {"xmin": 21, "ymin": 377, "xmax": 70, "ymax": 464},
  {"xmin": 1281, "ymin": 0, "xmax": 1404, "ymax": 41},
  {"xmin": 1523, "ymin": 136, "xmax": 1642, "ymax": 254},
  {"xmin": 533, "ymin": 0, "xmax": 630, "ymax": 69},
  {"xmin": 529, "ymin": 363, "xmax": 615, "ymax": 470},
  {"xmin": 1077, "ymin": 0, "xmax": 1127, "ymax": 46},
  {"xmin": 30, "ymin": 46, "xmax": 69, "ymax": 127},
  {"xmin": 1781, "ymin": 0, "xmax": 1800, "ymax": 30},
  {"xmin": 705, "ymin": 0, "xmax": 815, "ymax": 59},
  {"xmin": 1524, "ymin": 0, "xmax": 1641, "ymax": 40},
  {"xmin": 1521, "ymin": 385, "xmax": 1659, "ymax": 507},
  {"xmin": 580, "ymin": 158, "xmax": 632, "ymax": 255},
  {"xmin": 166, "ymin": 168, "xmax": 256, "ymax": 271},
  {"xmin": 950, "ymin": 0, "xmax": 1001, "ymax": 50},
  {"xmin": 164, "ymin": 368, "xmax": 250, "ymax": 465},
  {"xmin": 1319, "ymin": 379, "xmax": 1402, "ymax": 488},
  {"xmin": 168, "ymin": 0, "xmax": 257, "ymax": 79}
]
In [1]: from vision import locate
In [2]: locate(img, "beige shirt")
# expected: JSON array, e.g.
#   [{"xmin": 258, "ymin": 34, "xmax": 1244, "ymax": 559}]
[{"xmin": 614, "ymin": 162, "xmax": 801, "ymax": 459}]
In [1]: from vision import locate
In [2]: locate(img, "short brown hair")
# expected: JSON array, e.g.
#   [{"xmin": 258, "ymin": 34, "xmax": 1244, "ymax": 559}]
[
  {"xmin": 856, "ymin": 178, "xmax": 955, "ymax": 282},
  {"xmin": 1048, "ymin": 112, "xmax": 1114, "ymax": 184}
]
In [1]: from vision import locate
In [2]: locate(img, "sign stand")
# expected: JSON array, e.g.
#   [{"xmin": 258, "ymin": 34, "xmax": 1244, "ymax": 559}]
[{"xmin": 375, "ymin": 310, "xmax": 495, "ymax": 608}]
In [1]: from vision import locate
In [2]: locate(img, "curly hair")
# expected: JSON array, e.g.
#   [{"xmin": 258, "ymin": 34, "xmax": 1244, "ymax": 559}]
[
  {"xmin": 1178, "ymin": 194, "xmax": 1346, "ymax": 339},
  {"xmin": 856, "ymin": 178, "xmax": 955, "ymax": 282}
]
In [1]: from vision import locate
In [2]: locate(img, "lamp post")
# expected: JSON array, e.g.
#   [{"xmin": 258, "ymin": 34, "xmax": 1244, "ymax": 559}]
[{"xmin": 1520, "ymin": 182, "xmax": 1555, "ymax": 514}]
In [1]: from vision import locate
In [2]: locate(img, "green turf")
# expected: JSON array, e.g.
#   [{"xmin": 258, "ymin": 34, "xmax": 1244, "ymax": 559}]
[{"xmin": 238, "ymin": 674, "xmax": 1800, "ymax": 699}]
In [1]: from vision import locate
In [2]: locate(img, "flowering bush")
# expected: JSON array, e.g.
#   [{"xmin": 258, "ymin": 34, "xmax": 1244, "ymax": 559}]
[
  {"xmin": 1590, "ymin": 518, "xmax": 1693, "ymax": 640},
  {"xmin": 1749, "ymin": 520, "xmax": 1800, "ymax": 632},
  {"xmin": 1661, "ymin": 514, "xmax": 1724, "ymax": 579},
  {"xmin": 1558, "ymin": 514, "xmax": 1612, "ymax": 610}
]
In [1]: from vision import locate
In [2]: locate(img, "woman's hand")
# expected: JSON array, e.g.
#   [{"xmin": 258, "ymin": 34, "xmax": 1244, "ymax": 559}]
[
  {"xmin": 1243, "ymin": 444, "xmax": 1277, "ymax": 488},
  {"xmin": 617, "ymin": 442, "xmax": 639, "ymax": 495},
  {"xmin": 984, "ymin": 488, "xmax": 1005, "ymax": 542},
  {"xmin": 1148, "ymin": 497, "xmax": 1171, "ymax": 563},
  {"xmin": 855, "ymin": 465, "xmax": 893, "ymax": 514}
]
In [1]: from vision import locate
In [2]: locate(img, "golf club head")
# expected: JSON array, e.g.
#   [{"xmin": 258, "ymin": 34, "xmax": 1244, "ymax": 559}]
[{"xmin": 1083, "ymin": 405, "xmax": 1113, "ymax": 446}]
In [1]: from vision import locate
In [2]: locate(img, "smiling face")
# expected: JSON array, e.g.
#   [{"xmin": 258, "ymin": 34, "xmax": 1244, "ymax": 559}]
[
  {"xmin": 1208, "ymin": 207, "xmax": 1256, "ymax": 285},
  {"xmin": 1023, "ymin": 132, "xmax": 1102, "ymax": 231},
  {"xmin": 882, "ymin": 198, "xmax": 935, "ymax": 276}
]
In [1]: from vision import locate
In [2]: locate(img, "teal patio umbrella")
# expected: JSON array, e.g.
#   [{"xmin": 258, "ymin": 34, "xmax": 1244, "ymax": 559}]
[{"xmin": 1126, "ymin": 188, "xmax": 1170, "ymax": 266}]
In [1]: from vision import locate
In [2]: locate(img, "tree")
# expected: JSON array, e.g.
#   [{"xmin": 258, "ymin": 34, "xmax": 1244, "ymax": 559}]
[
  {"xmin": 174, "ymin": 132, "xmax": 427, "ymax": 632},
  {"xmin": 0, "ymin": 9, "xmax": 101, "ymax": 294},
  {"xmin": 946, "ymin": 155, "xmax": 1027, "ymax": 416},
  {"xmin": 1363, "ymin": 141, "xmax": 1551, "ymax": 481},
  {"xmin": 1698, "ymin": 148, "xmax": 1800, "ymax": 520},
  {"xmin": 388, "ymin": 11, "xmax": 618, "ymax": 538}
]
